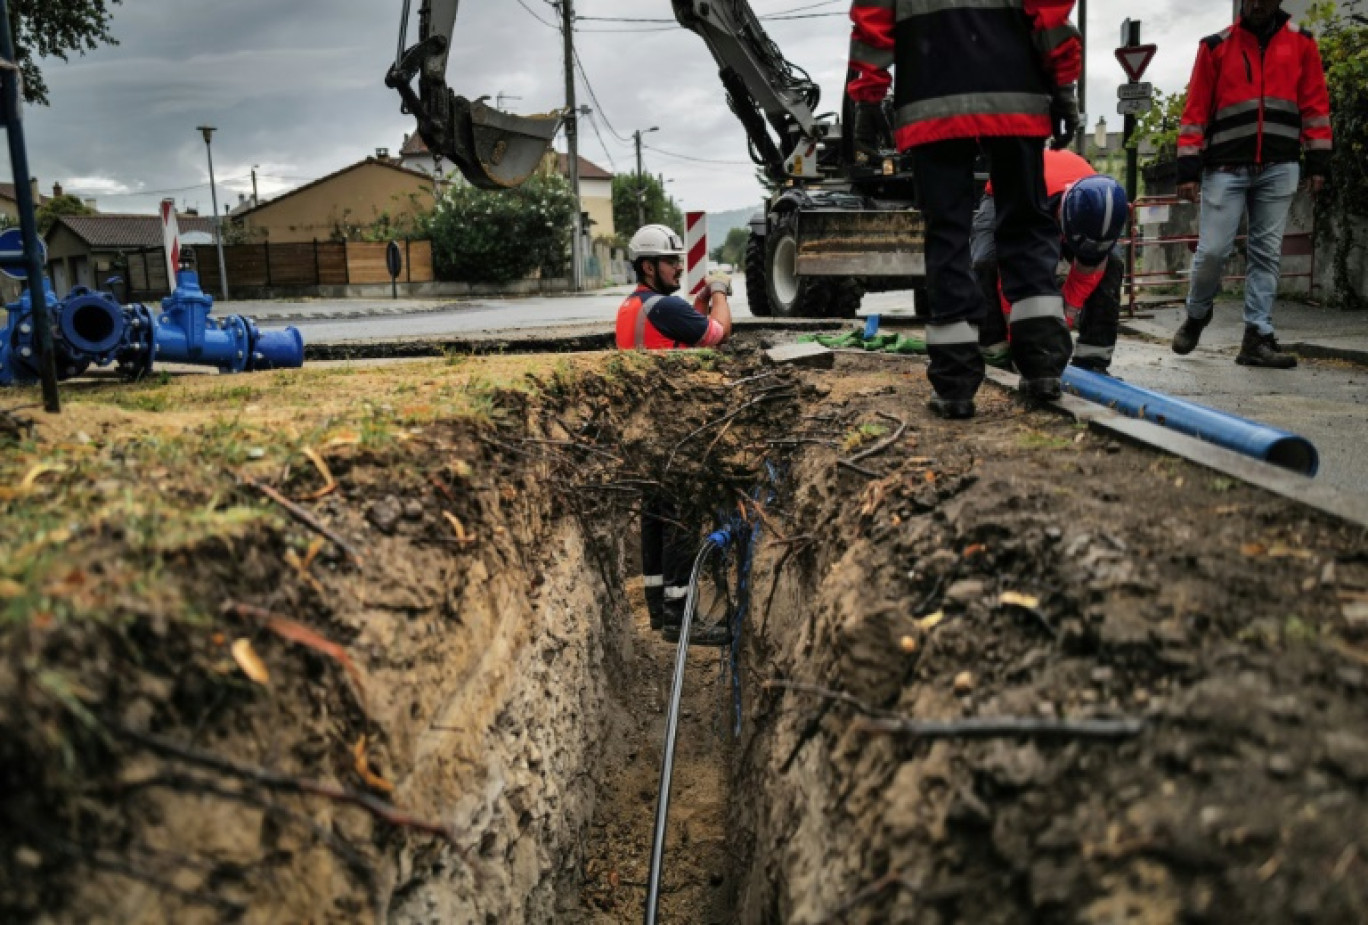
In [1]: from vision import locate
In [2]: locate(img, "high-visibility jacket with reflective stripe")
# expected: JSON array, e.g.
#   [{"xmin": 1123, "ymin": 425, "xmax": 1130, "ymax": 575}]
[
  {"xmin": 847, "ymin": 0, "xmax": 1080, "ymax": 149},
  {"xmin": 1176, "ymin": 13, "xmax": 1332, "ymax": 184},
  {"xmin": 614, "ymin": 287, "xmax": 723, "ymax": 350}
]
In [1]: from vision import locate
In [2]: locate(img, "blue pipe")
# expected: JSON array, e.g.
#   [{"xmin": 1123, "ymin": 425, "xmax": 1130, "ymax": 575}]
[{"xmin": 1062, "ymin": 366, "xmax": 1319, "ymax": 476}]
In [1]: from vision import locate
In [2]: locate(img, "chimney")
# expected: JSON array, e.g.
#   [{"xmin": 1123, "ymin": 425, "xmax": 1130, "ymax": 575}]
[
  {"xmin": 238, "ymin": 193, "xmax": 246, "ymax": 204},
  {"xmin": 82, "ymin": 198, "xmax": 97, "ymax": 211},
  {"xmin": 375, "ymin": 147, "xmax": 390, "ymax": 160},
  {"xmin": 29, "ymin": 178, "xmax": 38, "ymax": 200},
  {"xmin": 53, "ymin": 182, "xmax": 63, "ymax": 198}
]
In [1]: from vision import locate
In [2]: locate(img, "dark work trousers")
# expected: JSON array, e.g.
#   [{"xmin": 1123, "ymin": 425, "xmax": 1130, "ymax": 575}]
[
  {"xmin": 912, "ymin": 137, "xmax": 1071, "ymax": 399},
  {"xmin": 641, "ymin": 494, "xmax": 691, "ymax": 624},
  {"xmin": 1072, "ymin": 253, "xmax": 1124, "ymax": 370}
]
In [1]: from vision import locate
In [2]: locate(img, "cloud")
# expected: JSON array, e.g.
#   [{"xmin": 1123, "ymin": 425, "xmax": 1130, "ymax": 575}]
[{"xmin": 6, "ymin": 0, "xmax": 1246, "ymax": 219}]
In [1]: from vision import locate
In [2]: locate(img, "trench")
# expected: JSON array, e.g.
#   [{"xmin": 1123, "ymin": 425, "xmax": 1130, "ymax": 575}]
[{"xmin": 8, "ymin": 348, "xmax": 1368, "ymax": 924}]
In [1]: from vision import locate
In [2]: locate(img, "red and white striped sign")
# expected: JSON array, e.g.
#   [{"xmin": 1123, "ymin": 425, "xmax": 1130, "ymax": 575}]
[
  {"xmin": 685, "ymin": 211, "xmax": 708, "ymax": 303},
  {"xmin": 160, "ymin": 198, "xmax": 181, "ymax": 285}
]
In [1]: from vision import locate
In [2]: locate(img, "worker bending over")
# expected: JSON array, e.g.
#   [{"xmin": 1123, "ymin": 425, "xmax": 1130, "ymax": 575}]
[{"xmin": 972, "ymin": 148, "xmax": 1129, "ymax": 375}]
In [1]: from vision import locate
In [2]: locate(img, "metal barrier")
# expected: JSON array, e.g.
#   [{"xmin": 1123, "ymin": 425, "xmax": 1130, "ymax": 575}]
[{"xmin": 1122, "ymin": 195, "xmax": 1317, "ymax": 316}]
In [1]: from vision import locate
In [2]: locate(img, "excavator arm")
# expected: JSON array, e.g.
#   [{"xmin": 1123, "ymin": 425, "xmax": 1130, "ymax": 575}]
[
  {"xmin": 385, "ymin": 0, "xmax": 563, "ymax": 189},
  {"xmin": 671, "ymin": 0, "xmax": 831, "ymax": 181}
]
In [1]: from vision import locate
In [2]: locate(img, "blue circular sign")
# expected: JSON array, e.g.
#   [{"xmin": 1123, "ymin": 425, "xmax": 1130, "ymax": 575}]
[{"xmin": 0, "ymin": 227, "xmax": 46, "ymax": 281}]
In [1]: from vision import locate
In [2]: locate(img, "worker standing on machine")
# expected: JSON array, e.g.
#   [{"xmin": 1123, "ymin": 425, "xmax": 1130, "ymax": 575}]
[
  {"xmin": 972, "ymin": 148, "xmax": 1130, "ymax": 375},
  {"xmin": 847, "ymin": 0, "xmax": 1081, "ymax": 418},
  {"xmin": 616, "ymin": 224, "xmax": 734, "ymax": 645}
]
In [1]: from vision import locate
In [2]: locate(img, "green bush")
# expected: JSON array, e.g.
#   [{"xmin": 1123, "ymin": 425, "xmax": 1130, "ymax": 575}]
[{"xmin": 427, "ymin": 174, "xmax": 576, "ymax": 285}]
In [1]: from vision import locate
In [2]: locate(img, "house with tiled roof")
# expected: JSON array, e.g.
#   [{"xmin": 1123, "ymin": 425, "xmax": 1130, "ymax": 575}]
[
  {"xmin": 233, "ymin": 156, "xmax": 434, "ymax": 244},
  {"xmin": 546, "ymin": 151, "xmax": 616, "ymax": 241},
  {"xmin": 0, "ymin": 180, "xmax": 52, "ymax": 226},
  {"xmin": 45, "ymin": 213, "xmax": 214, "ymax": 295}
]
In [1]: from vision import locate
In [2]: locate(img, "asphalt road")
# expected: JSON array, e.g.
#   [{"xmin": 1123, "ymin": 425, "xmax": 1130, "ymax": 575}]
[{"xmin": 235, "ymin": 282, "xmax": 1368, "ymax": 499}]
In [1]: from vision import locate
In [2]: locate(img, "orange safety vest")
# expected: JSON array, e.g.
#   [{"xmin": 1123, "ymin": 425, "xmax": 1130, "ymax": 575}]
[{"xmin": 615, "ymin": 291, "xmax": 682, "ymax": 350}]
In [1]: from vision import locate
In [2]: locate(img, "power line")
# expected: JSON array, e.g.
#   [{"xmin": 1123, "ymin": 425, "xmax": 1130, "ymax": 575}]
[
  {"xmin": 514, "ymin": 0, "xmax": 555, "ymax": 28},
  {"xmin": 572, "ymin": 47, "xmax": 631, "ymax": 142},
  {"xmin": 582, "ymin": 110, "xmax": 618, "ymax": 170},
  {"xmin": 642, "ymin": 143, "xmax": 751, "ymax": 166}
]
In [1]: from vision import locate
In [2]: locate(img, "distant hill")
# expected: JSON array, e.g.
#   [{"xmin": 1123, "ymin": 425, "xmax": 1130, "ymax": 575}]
[{"xmin": 706, "ymin": 205, "xmax": 764, "ymax": 243}]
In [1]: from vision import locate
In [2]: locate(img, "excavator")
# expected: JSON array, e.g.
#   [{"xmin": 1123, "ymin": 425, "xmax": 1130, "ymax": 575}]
[{"xmin": 387, "ymin": 0, "xmax": 925, "ymax": 318}]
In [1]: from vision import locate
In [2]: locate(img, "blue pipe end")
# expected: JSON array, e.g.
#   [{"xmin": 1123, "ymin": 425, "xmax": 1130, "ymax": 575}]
[
  {"xmin": 1063, "ymin": 366, "xmax": 1320, "ymax": 476},
  {"xmin": 59, "ymin": 291, "xmax": 125, "ymax": 355},
  {"xmin": 707, "ymin": 529, "xmax": 733, "ymax": 549},
  {"xmin": 250, "ymin": 326, "xmax": 305, "ymax": 370}
]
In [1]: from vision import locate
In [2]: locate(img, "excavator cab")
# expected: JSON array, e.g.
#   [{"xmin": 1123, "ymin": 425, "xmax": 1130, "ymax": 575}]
[{"xmin": 386, "ymin": 0, "xmax": 561, "ymax": 189}]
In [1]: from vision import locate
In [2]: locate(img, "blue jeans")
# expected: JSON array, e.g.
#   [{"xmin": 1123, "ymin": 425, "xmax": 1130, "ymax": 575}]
[{"xmin": 1185, "ymin": 163, "xmax": 1299, "ymax": 335}]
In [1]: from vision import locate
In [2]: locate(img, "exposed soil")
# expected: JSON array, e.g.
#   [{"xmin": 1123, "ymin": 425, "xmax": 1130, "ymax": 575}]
[{"xmin": 0, "ymin": 342, "xmax": 1365, "ymax": 924}]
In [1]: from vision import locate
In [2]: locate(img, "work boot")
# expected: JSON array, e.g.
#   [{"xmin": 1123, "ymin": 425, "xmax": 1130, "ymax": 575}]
[
  {"xmin": 1070, "ymin": 358, "xmax": 1111, "ymax": 376},
  {"xmin": 928, "ymin": 396, "xmax": 976, "ymax": 420},
  {"xmin": 661, "ymin": 601, "xmax": 732, "ymax": 646},
  {"xmin": 1235, "ymin": 325, "xmax": 1298, "ymax": 369},
  {"xmin": 1171, "ymin": 311, "xmax": 1211, "ymax": 355},
  {"xmin": 1017, "ymin": 377, "xmax": 1062, "ymax": 401}
]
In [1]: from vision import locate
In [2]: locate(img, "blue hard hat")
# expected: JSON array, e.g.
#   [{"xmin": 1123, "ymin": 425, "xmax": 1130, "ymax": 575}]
[{"xmin": 1060, "ymin": 175, "xmax": 1129, "ymax": 263}]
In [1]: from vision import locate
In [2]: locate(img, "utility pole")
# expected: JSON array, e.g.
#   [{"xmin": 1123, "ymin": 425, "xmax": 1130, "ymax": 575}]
[
  {"xmin": 560, "ymin": 0, "xmax": 583, "ymax": 292},
  {"xmin": 634, "ymin": 126, "xmax": 659, "ymax": 228},
  {"xmin": 251, "ymin": 165, "xmax": 259, "ymax": 207}
]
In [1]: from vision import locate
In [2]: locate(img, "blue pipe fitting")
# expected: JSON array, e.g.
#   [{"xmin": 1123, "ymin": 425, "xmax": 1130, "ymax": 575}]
[
  {"xmin": 1, "ymin": 270, "xmax": 304, "ymax": 385},
  {"xmin": 1062, "ymin": 366, "xmax": 1319, "ymax": 476},
  {"xmin": 707, "ymin": 528, "xmax": 733, "ymax": 549}
]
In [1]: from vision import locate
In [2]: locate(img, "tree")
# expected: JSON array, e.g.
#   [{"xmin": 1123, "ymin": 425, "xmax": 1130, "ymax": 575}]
[
  {"xmin": 8, "ymin": 1, "xmax": 121, "ymax": 106},
  {"xmin": 427, "ymin": 173, "xmax": 576, "ymax": 285},
  {"xmin": 710, "ymin": 226, "xmax": 748, "ymax": 267},
  {"xmin": 1132, "ymin": 88, "xmax": 1189, "ymax": 166},
  {"xmin": 611, "ymin": 173, "xmax": 684, "ymax": 238},
  {"xmin": 36, "ymin": 193, "xmax": 94, "ymax": 234}
]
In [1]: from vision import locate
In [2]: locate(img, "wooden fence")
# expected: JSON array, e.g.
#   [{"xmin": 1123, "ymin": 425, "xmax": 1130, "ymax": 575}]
[{"xmin": 124, "ymin": 240, "xmax": 434, "ymax": 299}]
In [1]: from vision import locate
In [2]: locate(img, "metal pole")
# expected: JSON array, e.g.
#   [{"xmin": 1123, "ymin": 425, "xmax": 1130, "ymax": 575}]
[
  {"xmin": 561, "ymin": 0, "xmax": 583, "ymax": 292},
  {"xmin": 636, "ymin": 129, "xmax": 645, "ymax": 228},
  {"xmin": 0, "ymin": 0, "xmax": 60, "ymax": 412},
  {"xmin": 1076, "ymin": 0, "xmax": 1087, "ymax": 152},
  {"xmin": 251, "ymin": 165, "xmax": 259, "ymax": 206},
  {"xmin": 198, "ymin": 126, "xmax": 231, "ymax": 300}
]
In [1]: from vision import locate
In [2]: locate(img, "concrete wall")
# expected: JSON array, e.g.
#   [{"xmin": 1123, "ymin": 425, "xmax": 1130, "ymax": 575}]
[{"xmin": 240, "ymin": 162, "xmax": 434, "ymax": 243}]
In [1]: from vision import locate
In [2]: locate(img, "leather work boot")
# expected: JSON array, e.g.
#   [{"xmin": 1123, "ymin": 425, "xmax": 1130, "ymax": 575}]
[
  {"xmin": 928, "ymin": 396, "xmax": 976, "ymax": 420},
  {"xmin": 1235, "ymin": 325, "xmax": 1297, "ymax": 369},
  {"xmin": 1017, "ymin": 377, "xmax": 1062, "ymax": 401},
  {"xmin": 1171, "ymin": 312, "xmax": 1211, "ymax": 355}
]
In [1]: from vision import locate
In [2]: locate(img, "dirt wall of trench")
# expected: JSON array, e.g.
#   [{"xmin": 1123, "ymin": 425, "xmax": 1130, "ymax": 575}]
[{"xmin": 728, "ymin": 354, "xmax": 1368, "ymax": 924}]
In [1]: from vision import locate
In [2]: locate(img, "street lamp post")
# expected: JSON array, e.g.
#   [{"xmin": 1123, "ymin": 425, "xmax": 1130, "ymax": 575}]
[
  {"xmin": 196, "ymin": 125, "xmax": 230, "ymax": 300},
  {"xmin": 634, "ymin": 126, "xmax": 659, "ymax": 228}
]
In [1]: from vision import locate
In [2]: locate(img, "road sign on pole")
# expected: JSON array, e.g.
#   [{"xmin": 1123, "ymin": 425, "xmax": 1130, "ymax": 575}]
[
  {"xmin": 1117, "ymin": 82, "xmax": 1153, "ymax": 100},
  {"xmin": 1117, "ymin": 98, "xmax": 1154, "ymax": 116},
  {"xmin": 1115, "ymin": 44, "xmax": 1157, "ymax": 82}
]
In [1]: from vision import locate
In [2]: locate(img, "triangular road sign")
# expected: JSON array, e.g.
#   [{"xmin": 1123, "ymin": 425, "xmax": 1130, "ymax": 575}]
[{"xmin": 1115, "ymin": 44, "xmax": 1157, "ymax": 82}]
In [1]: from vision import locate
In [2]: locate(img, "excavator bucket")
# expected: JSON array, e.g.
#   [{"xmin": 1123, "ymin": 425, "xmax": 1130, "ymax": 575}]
[
  {"xmin": 388, "ymin": 0, "xmax": 562, "ymax": 190},
  {"xmin": 443, "ymin": 96, "xmax": 562, "ymax": 190}
]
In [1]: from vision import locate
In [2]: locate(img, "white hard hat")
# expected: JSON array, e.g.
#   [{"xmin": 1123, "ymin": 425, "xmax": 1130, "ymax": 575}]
[{"xmin": 629, "ymin": 224, "xmax": 686, "ymax": 260}]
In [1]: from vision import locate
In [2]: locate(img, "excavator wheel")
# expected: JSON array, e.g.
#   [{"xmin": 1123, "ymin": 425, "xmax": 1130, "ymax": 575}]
[
  {"xmin": 763, "ymin": 212, "xmax": 865, "ymax": 319},
  {"xmin": 744, "ymin": 232, "xmax": 772, "ymax": 317}
]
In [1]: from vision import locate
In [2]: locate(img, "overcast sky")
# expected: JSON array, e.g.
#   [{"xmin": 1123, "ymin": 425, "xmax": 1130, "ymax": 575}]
[{"xmin": 7, "ymin": 0, "xmax": 1239, "ymax": 219}]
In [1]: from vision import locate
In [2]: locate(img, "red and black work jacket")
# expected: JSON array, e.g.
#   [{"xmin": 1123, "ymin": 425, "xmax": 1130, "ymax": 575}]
[
  {"xmin": 615, "ymin": 286, "xmax": 724, "ymax": 351},
  {"xmin": 847, "ymin": 0, "xmax": 1081, "ymax": 149},
  {"xmin": 1176, "ymin": 11, "xmax": 1332, "ymax": 184}
]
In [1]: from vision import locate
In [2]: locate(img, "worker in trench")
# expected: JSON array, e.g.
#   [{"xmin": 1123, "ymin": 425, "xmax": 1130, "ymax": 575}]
[
  {"xmin": 972, "ymin": 148, "xmax": 1130, "ymax": 376},
  {"xmin": 847, "ymin": 0, "xmax": 1081, "ymax": 419},
  {"xmin": 615, "ymin": 224, "xmax": 734, "ymax": 646}
]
